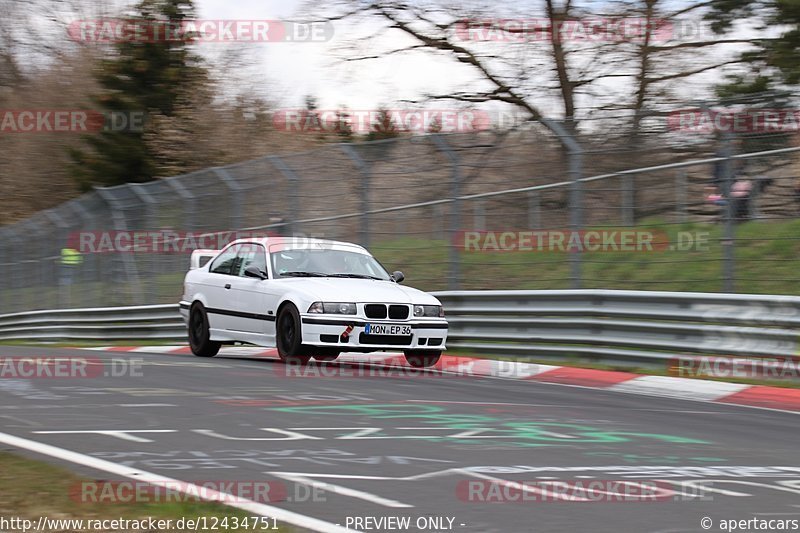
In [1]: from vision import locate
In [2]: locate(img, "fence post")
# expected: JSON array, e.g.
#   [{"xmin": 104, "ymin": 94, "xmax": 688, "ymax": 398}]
[
  {"xmin": 432, "ymin": 135, "xmax": 462, "ymax": 290},
  {"xmin": 0, "ymin": 228, "xmax": 7, "ymax": 313},
  {"xmin": 339, "ymin": 144, "xmax": 371, "ymax": 248},
  {"xmin": 165, "ymin": 176, "xmax": 198, "ymax": 229},
  {"xmin": 676, "ymin": 171, "xmax": 688, "ymax": 223},
  {"xmin": 96, "ymin": 187, "xmax": 143, "ymax": 306},
  {"xmin": 43, "ymin": 210, "xmax": 70, "ymax": 309},
  {"xmin": 6, "ymin": 233, "xmax": 27, "ymax": 310},
  {"xmin": 622, "ymin": 174, "xmax": 634, "ymax": 226},
  {"xmin": 212, "ymin": 168, "xmax": 245, "ymax": 231},
  {"xmin": 474, "ymin": 199, "xmax": 486, "ymax": 231},
  {"xmin": 129, "ymin": 184, "xmax": 158, "ymax": 305},
  {"xmin": 269, "ymin": 156, "xmax": 301, "ymax": 237},
  {"xmin": 70, "ymin": 197, "xmax": 99, "ymax": 307},
  {"xmin": 541, "ymin": 118, "xmax": 583, "ymax": 288},
  {"xmin": 720, "ymin": 134, "xmax": 735, "ymax": 292},
  {"xmin": 528, "ymin": 191, "xmax": 540, "ymax": 229}
]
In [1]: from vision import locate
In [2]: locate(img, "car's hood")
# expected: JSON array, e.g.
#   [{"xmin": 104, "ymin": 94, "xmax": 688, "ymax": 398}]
[{"xmin": 275, "ymin": 278, "xmax": 440, "ymax": 305}]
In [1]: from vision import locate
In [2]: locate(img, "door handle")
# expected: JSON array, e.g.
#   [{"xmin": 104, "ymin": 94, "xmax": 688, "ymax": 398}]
[{"xmin": 224, "ymin": 284, "xmax": 231, "ymax": 290}]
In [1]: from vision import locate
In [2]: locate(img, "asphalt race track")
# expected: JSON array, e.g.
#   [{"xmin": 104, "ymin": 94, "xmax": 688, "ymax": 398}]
[{"xmin": 1, "ymin": 345, "xmax": 799, "ymax": 533}]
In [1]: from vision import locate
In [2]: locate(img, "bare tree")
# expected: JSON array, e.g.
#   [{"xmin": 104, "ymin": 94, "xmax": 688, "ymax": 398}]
[{"xmin": 306, "ymin": 0, "xmax": 761, "ymax": 140}]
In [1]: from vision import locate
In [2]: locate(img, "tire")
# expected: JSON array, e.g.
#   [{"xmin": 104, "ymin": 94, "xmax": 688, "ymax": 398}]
[
  {"xmin": 188, "ymin": 303, "xmax": 221, "ymax": 358},
  {"xmin": 312, "ymin": 350, "xmax": 340, "ymax": 362},
  {"xmin": 276, "ymin": 304, "xmax": 312, "ymax": 364},
  {"xmin": 404, "ymin": 350, "xmax": 442, "ymax": 368}
]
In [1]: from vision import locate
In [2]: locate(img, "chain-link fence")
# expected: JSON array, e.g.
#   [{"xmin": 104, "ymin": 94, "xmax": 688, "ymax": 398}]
[{"xmin": 1, "ymin": 123, "xmax": 799, "ymax": 314}]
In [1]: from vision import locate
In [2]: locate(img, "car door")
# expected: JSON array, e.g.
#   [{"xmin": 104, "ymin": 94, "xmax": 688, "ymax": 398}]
[
  {"xmin": 202, "ymin": 243, "xmax": 244, "ymax": 332},
  {"xmin": 227, "ymin": 243, "xmax": 281, "ymax": 341}
]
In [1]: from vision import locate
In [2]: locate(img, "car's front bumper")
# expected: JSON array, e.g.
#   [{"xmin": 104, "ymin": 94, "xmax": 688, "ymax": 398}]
[{"xmin": 300, "ymin": 316, "xmax": 448, "ymax": 351}]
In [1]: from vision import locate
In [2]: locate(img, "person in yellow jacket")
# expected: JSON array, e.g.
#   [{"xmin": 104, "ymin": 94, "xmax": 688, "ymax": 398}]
[{"xmin": 60, "ymin": 247, "xmax": 83, "ymax": 286}]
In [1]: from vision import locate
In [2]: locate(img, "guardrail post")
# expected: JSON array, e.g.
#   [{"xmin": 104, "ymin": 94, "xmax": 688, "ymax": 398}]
[
  {"xmin": 269, "ymin": 156, "xmax": 301, "ymax": 237},
  {"xmin": 432, "ymin": 135, "xmax": 462, "ymax": 290},
  {"xmin": 339, "ymin": 145, "xmax": 371, "ymax": 248}
]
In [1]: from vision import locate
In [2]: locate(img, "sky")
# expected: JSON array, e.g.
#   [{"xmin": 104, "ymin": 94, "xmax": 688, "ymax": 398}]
[
  {"xmin": 191, "ymin": 0, "xmax": 768, "ymax": 121},
  {"xmin": 196, "ymin": 0, "xmax": 476, "ymax": 110}
]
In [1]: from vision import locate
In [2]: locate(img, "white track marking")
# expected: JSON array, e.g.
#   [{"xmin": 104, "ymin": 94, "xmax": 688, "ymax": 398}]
[
  {"xmin": 117, "ymin": 403, "xmax": 176, "ymax": 408},
  {"xmin": 0, "ymin": 431, "xmax": 356, "ymax": 533},
  {"xmin": 33, "ymin": 429, "xmax": 177, "ymax": 443},
  {"xmin": 270, "ymin": 472, "xmax": 413, "ymax": 508}
]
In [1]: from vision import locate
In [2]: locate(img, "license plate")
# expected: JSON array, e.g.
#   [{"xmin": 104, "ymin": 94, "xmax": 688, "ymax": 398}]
[{"xmin": 364, "ymin": 323, "xmax": 412, "ymax": 335}]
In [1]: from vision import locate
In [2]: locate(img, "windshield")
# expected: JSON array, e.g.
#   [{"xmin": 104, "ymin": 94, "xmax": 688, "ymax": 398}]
[{"xmin": 270, "ymin": 247, "xmax": 391, "ymax": 280}]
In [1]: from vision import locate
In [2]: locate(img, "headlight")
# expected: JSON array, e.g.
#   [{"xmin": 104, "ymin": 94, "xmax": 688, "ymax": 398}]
[
  {"xmin": 413, "ymin": 305, "xmax": 443, "ymax": 317},
  {"xmin": 308, "ymin": 302, "xmax": 357, "ymax": 315}
]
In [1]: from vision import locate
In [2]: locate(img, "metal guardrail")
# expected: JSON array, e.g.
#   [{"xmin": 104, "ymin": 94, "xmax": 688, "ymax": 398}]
[
  {"xmin": 435, "ymin": 290, "xmax": 800, "ymax": 366},
  {"xmin": 0, "ymin": 291, "xmax": 798, "ymax": 367},
  {"xmin": 0, "ymin": 305, "xmax": 184, "ymax": 341}
]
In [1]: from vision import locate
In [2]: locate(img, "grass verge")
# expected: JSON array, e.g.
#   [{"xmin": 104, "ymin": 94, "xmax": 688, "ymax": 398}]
[{"xmin": 0, "ymin": 452, "xmax": 287, "ymax": 531}]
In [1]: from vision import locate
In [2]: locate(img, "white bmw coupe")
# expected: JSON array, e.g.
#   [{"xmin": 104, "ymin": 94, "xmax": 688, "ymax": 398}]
[{"xmin": 179, "ymin": 237, "xmax": 448, "ymax": 367}]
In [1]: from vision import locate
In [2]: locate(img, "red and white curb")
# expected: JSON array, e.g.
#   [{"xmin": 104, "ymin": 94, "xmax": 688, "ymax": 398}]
[{"xmin": 83, "ymin": 346, "xmax": 800, "ymax": 414}]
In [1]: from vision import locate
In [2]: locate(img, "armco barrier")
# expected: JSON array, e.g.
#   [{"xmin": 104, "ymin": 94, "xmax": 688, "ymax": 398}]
[
  {"xmin": 435, "ymin": 290, "xmax": 800, "ymax": 366},
  {"xmin": 0, "ymin": 304, "xmax": 184, "ymax": 341},
  {"xmin": 1, "ymin": 290, "xmax": 798, "ymax": 366}
]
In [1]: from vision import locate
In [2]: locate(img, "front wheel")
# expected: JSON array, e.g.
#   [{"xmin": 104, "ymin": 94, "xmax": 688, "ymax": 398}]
[
  {"xmin": 404, "ymin": 350, "xmax": 441, "ymax": 368},
  {"xmin": 188, "ymin": 303, "xmax": 221, "ymax": 357},
  {"xmin": 276, "ymin": 304, "xmax": 312, "ymax": 365}
]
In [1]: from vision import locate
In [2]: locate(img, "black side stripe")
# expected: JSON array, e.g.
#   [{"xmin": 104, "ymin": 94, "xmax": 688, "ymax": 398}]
[{"xmin": 207, "ymin": 307, "xmax": 276, "ymax": 322}]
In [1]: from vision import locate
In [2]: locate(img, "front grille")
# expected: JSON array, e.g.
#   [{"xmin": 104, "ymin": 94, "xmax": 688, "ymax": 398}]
[
  {"xmin": 364, "ymin": 304, "xmax": 387, "ymax": 319},
  {"xmin": 388, "ymin": 305, "xmax": 409, "ymax": 319},
  {"xmin": 320, "ymin": 334, "xmax": 339, "ymax": 343},
  {"xmin": 359, "ymin": 333, "xmax": 413, "ymax": 346},
  {"xmin": 428, "ymin": 338, "xmax": 443, "ymax": 346}
]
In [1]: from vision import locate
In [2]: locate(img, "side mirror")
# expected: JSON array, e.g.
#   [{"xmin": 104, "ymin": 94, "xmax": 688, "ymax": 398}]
[
  {"xmin": 391, "ymin": 271, "xmax": 405, "ymax": 283},
  {"xmin": 244, "ymin": 265, "xmax": 267, "ymax": 280}
]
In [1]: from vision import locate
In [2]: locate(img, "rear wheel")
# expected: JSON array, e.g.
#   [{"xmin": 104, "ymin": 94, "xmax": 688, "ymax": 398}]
[
  {"xmin": 189, "ymin": 303, "xmax": 221, "ymax": 358},
  {"xmin": 276, "ymin": 304, "xmax": 311, "ymax": 365},
  {"xmin": 404, "ymin": 350, "xmax": 441, "ymax": 368}
]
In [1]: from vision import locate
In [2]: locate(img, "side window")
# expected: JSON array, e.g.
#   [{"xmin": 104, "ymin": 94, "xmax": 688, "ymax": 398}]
[
  {"xmin": 235, "ymin": 244, "xmax": 268, "ymax": 278},
  {"xmin": 209, "ymin": 244, "xmax": 241, "ymax": 276}
]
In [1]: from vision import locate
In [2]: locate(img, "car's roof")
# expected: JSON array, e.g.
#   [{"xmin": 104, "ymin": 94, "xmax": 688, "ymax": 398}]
[{"xmin": 229, "ymin": 236, "xmax": 369, "ymax": 253}]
